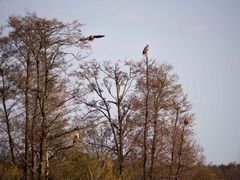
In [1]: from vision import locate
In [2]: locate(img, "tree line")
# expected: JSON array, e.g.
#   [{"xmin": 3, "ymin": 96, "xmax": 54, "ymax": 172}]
[{"xmin": 0, "ymin": 13, "xmax": 235, "ymax": 180}]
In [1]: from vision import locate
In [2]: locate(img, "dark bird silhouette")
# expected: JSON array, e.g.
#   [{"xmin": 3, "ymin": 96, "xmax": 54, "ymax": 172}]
[
  {"xmin": 142, "ymin": 44, "xmax": 149, "ymax": 55},
  {"xmin": 87, "ymin": 35, "xmax": 105, "ymax": 41},
  {"xmin": 184, "ymin": 117, "xmax": 189, "ymax": 126}
]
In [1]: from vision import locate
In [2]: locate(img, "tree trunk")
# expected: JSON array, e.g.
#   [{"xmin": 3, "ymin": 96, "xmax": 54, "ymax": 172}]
[
  {"xmin": 24, "ymin": 60, "xmax": 30, "ymax": 180},
  {"xmin": 116, "ymin": 70, "xmax": 124, "ymax": 175},
  {"xmin": 0, "ymin": 69, "xmax": 15, "ymax": 164},
  {"xmin": 2, "ymin": 92, "xmax": 15, "ymax": 164},
  {"xmin": 31, "ymin": 58, "xmax": 40, "ymax": 179},
  {"xmin": 31, "ymin": 96, "xmax": 38, "ymax": 179},
  {"xmin": 175, "ymin": 124, "xmax": 186, "ymax": 179},
  {"xmin": 169, "ymin": 109, "xmax": 179, "ymax": 180},
  {"xmin": 143, "ymin": 53, "xmax": 149, "ymax": 180},
  {"xmin": 149, "ymin": 111, "xmax": 158, "ymax": 180},
  {"xmin": 38, "ymin": 64, "xmax": 48, "ymax": 180}
]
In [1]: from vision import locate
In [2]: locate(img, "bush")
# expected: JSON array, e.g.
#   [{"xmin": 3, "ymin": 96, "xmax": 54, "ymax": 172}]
[{"xmin": 0, "ymin": 163, "xmax": 22, "ymax": 180}]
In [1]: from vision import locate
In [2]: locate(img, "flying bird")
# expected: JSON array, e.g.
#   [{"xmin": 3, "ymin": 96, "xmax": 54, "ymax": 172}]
[
  {"xmin": 87, "ymin": 35, "xmax": 105, "ymax": 41},
  {"xmin": 142, "ymin": 44, "xmax": 149, "ymax": 55}
]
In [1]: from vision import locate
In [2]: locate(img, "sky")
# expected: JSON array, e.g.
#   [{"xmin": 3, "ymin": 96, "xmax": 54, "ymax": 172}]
[{"xmin": 1, "ymin": 0, "xmax": 240, "ymax": 165}]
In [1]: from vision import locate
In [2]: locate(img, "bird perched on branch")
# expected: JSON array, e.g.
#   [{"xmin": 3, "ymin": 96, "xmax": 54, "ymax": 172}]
[
  {"xmin": 184, "ymin": 117, "xmax": 189, "ymax": 126},
  {"xmin": 73, "ymin": 132, "xmax": 80, "ymax": 144},
  {"xmin": 142, "ymin": 44, "xmax": 149, "ymax": 55},
  {"xmin": 86, "ymin": 35, "xmax": 105, "ymax": 41}
]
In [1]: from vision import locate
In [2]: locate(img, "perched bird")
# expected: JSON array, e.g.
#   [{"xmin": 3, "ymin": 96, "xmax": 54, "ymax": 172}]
[
  {"xmin": 87, "ymin": 35, "xmax": 105, "ymax": 41},
  {"xmin": 73, "ymin": 132, "xmax": 80, "ymax": 144},
  {"xmin": 142, "ymin": 44, "xmax": 149, "ymax": 55},
  {"xmin": 184, "ymin": 117, "xmax": 189, "ymax": 126}
]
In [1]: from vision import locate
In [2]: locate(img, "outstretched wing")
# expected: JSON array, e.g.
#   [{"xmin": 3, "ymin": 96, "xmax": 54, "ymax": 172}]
[
  {"xmin": 88, "ymin": 35, "xmax": 105, "ymax": 41},
  {"xmin": 92, "ymin": 35, "xmax": 105, "ymax": 39}
]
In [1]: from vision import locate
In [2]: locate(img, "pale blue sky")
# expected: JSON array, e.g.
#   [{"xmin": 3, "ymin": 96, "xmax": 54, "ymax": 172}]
[{"xmin": 1, "ymin": 0, "xmax": 240, "ymax": 164}]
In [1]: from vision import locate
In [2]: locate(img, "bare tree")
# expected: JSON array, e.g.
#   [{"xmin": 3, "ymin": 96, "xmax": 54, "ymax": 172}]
[
  {"xmin": 147, "ymin": 64, "xmax": 176, "ymax": 180},
  {"xmin": 167, "ymin": 86, "xmax": 204, "ymax": 179},
  {"xmin": 5, "ymin": 13, "xmax": 89, "ymax": 180},
  {"xmin": 143, "ymin": 47, "xmax": 150, "ymax": 180},
  {"xmin": 0, "ymin": 35, "xmax": 17, "ymax": 164},
  {"xmin": 77, "ymin": 60, "xmax": 137, "ymax": 175},
  {"xmin": 132, "ymin": 48, "xmax": 204, "ymax": 179}
]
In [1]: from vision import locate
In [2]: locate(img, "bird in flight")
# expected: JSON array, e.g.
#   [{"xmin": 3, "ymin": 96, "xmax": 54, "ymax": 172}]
[
  {"xmin": 87, "ymin": 35, "xmax": 105, "ymax": 41},
  {"xmin": 142, "ymin": 44, "xmax": 149, "ymax": 55}
]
